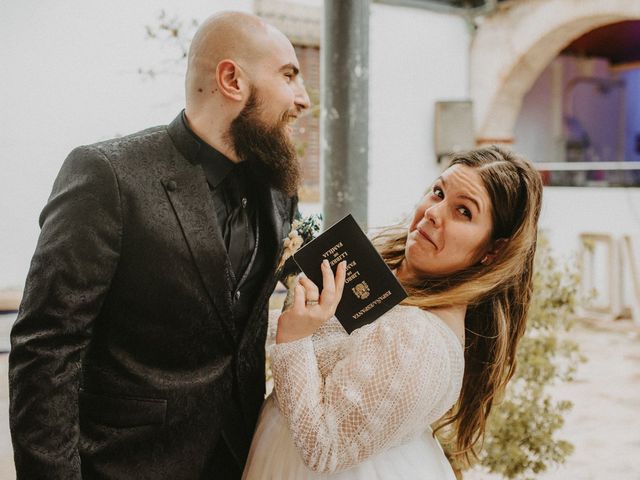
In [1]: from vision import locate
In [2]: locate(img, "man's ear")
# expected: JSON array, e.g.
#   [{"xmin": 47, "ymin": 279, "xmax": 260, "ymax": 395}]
[
  {"xmin": 480, "ymin": 238, "xmax": 509, "ymax": 265},
  {"xmin": 215, "ymin": 60, "xmax": 246, "ymax": 101}
]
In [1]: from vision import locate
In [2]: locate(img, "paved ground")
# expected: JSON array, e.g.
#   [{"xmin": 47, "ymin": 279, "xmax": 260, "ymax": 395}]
[
  {"xmin": 466, "ymin": 318, "xmax": 640, "ymax": 480},
  {"xmin": 0, "ymin": 313, "xmax": 638, "ymax": 479}
]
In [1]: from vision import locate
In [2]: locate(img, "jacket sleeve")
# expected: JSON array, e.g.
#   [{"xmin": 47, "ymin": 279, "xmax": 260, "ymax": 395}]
[
  {"xmin": 270, "ymin": 309, "xmax": 463, "ymax": 473},
  {"xmin": 9, "ymin": 146, "xmax": 122, "ymax": 479}
]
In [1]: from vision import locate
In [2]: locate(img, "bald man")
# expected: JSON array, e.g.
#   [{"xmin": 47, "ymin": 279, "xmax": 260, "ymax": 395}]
[{"xmin": 9, "ymin": 12, "xmax": 310, "ymax": 479}]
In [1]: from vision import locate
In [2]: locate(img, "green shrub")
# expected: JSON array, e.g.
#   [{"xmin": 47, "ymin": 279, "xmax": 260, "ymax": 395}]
[{"xmin": 470, "ymin": 234, "xmax": 584, "ymax": 479}]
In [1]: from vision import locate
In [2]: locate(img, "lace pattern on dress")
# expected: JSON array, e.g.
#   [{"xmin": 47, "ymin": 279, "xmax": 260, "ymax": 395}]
[{"xmin": 270, "ymin": 305, "xmax": 464, "ymax": 473}]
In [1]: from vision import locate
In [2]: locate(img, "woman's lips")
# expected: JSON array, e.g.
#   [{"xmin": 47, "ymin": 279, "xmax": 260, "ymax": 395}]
[{"xmin": 417, "ymin": 227, "xmax": 437, "ymax": 249}]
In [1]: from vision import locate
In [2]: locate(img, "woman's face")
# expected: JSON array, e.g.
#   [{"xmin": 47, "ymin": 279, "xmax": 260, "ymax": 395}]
[{"xmin": 401, "ymin": 164, "xmax": 494, "ymax": 279}]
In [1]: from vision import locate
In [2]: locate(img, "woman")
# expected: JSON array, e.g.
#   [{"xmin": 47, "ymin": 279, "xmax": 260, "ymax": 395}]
[{"xmin": 243, "ymin": 146, "xmax": 543, "ymax": 479}]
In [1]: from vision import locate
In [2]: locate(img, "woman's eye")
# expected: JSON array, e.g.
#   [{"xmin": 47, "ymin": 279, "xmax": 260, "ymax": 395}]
[
  {"xmin": 432, "ymin": 187, "xmax": 444, "ymax": 199},
  {"xmin": 458, "ymin": 207, "xmax": 472, "ymax": 219}
]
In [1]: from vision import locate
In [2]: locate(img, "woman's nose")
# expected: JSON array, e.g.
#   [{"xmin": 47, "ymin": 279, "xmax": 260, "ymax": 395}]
[{"xmin": 424, "ymin": 204, "xmax": 443, "ymax": 227}]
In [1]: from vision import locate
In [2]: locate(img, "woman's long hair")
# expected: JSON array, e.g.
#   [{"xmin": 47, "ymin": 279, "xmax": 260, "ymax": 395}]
[{"xmin": 372, "ymin": 145, "xmax": 543, "ymax": 464}]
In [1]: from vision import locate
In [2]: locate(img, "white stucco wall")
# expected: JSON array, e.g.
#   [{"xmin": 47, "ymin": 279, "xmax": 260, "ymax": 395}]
[
  {"xmin": 0, "ymin": 0, "xmax": 253, "ymax": 288},
  {"xmin": 2, "ymin": 0, "xmax": 637, "ymax": 291},
  {"xmin": 368, "ymin": 3, "xmax": 470, "ymax": 229},
  {"xmin": 0, "ymin": 0, "xmax": 470, "ymax": 288},
  {"xmin": 513, "ymin": 58, "xmax": 560, "ymax": 163}
]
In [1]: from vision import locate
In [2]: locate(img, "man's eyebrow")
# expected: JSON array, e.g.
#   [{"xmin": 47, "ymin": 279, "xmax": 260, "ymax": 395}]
[{"xmin": 279, "ymin": 63, "xmax": 299, "ymax": 75}]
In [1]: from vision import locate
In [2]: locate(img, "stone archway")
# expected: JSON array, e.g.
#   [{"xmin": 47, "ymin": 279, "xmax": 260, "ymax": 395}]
[{"xmin": 471, "ymin": 0, "xmax": 640, "ymax": 145}]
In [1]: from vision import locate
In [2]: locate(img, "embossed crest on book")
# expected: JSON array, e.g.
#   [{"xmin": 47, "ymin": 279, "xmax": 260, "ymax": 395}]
[{"xmin": 294, "ymin": 215, "xmax": 408, "ymax": 334}]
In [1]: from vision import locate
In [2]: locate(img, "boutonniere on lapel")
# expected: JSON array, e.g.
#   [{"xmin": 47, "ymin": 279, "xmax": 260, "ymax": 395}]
[{"xmin": 277, "ymin": 213, "xmax": 322, "ymax": 309}]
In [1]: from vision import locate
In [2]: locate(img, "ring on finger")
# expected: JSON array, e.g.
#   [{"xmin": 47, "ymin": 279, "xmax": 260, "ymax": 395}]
[{"xmin": 305, "ymin": 299, "xmax": 319, "ymax": 306}]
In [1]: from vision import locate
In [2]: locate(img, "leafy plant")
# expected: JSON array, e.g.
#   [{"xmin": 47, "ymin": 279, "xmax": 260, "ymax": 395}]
[{"xmin": 467, "ymin": 234, "xmax": 584, "ymax": 479}]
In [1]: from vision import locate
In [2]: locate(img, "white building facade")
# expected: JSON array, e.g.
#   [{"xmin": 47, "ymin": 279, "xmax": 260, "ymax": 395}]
[{"xmin": 2, "ymin": 0, "xmax": 639, "ymax": 296}]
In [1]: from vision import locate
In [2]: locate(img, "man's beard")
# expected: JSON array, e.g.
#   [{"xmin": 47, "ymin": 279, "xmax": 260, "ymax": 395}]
[{"xmin": 227, "ymin": 86, "xmax": 301, "ymax": 197}]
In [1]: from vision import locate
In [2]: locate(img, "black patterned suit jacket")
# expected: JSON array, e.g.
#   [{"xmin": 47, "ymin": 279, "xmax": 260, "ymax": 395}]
[{"xmin": 8, "ymin": 114, "xmax": 296, "ymax": 479}]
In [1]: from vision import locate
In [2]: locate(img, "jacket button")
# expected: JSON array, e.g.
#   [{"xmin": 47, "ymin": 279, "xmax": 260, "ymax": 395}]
[{"xmin": 166, "ymin": 180, "xmax": 177, "ymax": 191}]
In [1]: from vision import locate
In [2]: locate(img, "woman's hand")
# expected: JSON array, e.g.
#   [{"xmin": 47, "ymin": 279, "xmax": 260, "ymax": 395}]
[{"xmin": 276, "ymin": 259, "xmax": 347, "ymax": 344}]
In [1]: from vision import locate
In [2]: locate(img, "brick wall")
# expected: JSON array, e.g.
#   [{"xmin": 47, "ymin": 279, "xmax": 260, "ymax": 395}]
[{"xmin": 294, "ymin": 45, "xmax": 321, "ymax": 202}]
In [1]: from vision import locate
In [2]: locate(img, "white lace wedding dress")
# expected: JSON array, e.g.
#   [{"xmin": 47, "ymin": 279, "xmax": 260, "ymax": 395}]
[{"xmin": 242, "ymin": 305, "xmax": 464, "ymax": 479}]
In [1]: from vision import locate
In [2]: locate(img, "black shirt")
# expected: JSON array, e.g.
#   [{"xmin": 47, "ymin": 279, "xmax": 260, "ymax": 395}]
[
  {"xmin": 181, "ymin": 114, "xmax": 275, "ymax": 332},
  {"xmin": 181, "ymin": 114, "xmax": 256, "ymax": 286}
]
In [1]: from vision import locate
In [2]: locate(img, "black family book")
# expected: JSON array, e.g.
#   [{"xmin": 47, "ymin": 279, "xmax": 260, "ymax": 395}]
[{"xmin": 293, "ymin": 214, "xmax": 408, "ymax": 334}]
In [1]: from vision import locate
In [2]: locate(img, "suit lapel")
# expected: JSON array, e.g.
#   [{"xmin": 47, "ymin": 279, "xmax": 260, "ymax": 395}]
[
  {"xmin": 246, "ymin": 188, "xmax": 292, "ymax": 322},
  {"xmin": 265, "ymin": 188, "xmax": 291, "ymax": 271},
  {"xmin": 162, "ymin": 164, "xmax": 237, "ymax": 342},
  {"xmin": 266, "ymin": 187, "xmax": 291, "ymax": 271}
]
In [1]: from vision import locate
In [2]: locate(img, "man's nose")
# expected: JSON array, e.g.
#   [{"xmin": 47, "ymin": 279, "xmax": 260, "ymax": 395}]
[{"xmin": 295, "ymin": 80, "xmax": 311, "ymax": 111}]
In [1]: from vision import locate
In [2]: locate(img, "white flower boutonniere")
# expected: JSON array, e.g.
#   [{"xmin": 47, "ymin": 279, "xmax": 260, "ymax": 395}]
[
  {"xmin": 276, "ymin": 214, "xmax": 322, "ymax": 274},
  {"xmin": 276, "ymin": 213, "xmax": 322, "ymax": 309},
  {"xmin": 276, "ymin": 220, "xmax": 305, "ymax": 271}
]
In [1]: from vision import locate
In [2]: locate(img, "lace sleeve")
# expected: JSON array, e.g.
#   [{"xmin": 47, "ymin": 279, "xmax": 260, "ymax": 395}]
[{"xmin": 270, "ymin": 308, "xmax": 463, "ymax": 473}]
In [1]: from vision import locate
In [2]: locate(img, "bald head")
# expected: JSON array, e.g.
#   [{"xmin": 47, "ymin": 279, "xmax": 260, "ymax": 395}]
[
  {"xmin": 182, "ymin": 11, "xmax": 310, "ymax": 165},
  {"xmin": 185, "ymin": 12, "xmax": 291, "ymax": 108}
]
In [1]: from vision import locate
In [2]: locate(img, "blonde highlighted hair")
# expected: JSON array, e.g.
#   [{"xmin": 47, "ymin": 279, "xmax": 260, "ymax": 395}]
[{"xmin": 372, "ymin": 145, "xmax": 543, "ymax": 464}]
